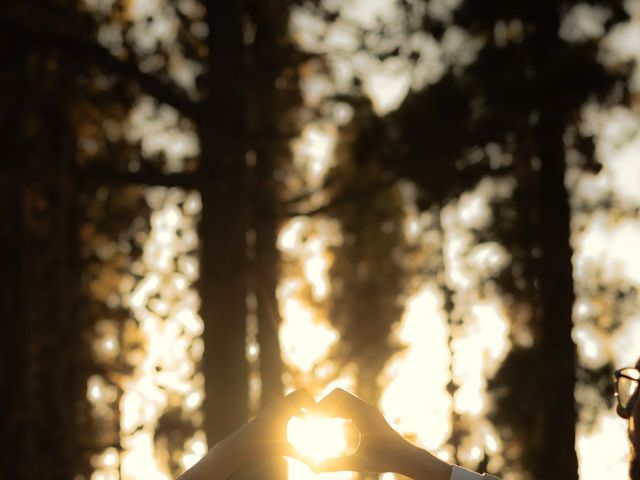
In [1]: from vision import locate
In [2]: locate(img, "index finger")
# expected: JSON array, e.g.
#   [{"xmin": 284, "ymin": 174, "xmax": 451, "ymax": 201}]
[
  {"xmin": 281, "ymin": 388, "xmax": 316, "ymax": 414},
  {"xmin": 315, "ymin": 388, "xmax": 374, "ymax": 422}
]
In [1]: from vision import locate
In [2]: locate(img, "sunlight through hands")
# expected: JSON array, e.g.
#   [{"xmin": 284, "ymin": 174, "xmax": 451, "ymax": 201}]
[{"xmin": 287, "ymin": 414, "xmax": 359, "ymax": 465}]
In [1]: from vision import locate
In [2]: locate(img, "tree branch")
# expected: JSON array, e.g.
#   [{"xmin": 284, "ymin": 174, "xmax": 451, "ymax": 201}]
[
  {"xmin": 0, "ymin": 15, "xmax": 202, "ymax": 120},
  {"xmin": 283, "ymin": 174, "xmax": 399, "ymax": 217},
  {"xmin": 78, "ymin": 165, "xmax": 200, "ymax": 189}
]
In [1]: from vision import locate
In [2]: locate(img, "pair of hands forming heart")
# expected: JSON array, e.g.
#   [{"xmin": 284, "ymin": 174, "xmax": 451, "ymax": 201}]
[
  {"xmin": 178, "ymin": 388, "xmax": 454, "ymax": 480},
  {"xmin": 228, "ymin": 388, "xmax": 417, "ymax": 475}
]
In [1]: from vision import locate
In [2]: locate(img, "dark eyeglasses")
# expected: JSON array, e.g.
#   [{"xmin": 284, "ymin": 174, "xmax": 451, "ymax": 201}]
[{"xmin": 613, "ymin": 367, "xmax": 640, "ymax": 411}]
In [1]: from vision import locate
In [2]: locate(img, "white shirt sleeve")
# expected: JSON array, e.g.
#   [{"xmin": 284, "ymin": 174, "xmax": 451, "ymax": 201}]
[{"xmin": 450, "ymin": 465, "xmax": 501, "ymax": 480}]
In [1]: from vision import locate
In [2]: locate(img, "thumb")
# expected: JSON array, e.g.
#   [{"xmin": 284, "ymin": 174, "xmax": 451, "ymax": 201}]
[
  {"xmin": 312, "ymin": 455, "xmax": 361, "ymax": 473},
  {"xmin": 281, "ymin": 442, "xmax": 305, "ymax": 460}
]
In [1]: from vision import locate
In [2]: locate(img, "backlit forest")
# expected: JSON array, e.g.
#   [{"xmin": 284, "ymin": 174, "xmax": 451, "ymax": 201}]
[{"xmin": 2, "ymin": 1, "xmax": 640, "ymax": 479}]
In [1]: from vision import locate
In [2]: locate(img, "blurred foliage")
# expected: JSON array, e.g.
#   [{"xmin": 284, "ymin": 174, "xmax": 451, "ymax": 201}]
[
  {"xmin": 324, "ymin": 131, "xmax": 409, "ymax": 405},
  {"xmin": 0, "ymin": 2, "xmax": 98, "ymax": 479},
  {"xmin": 304, "ymin": 1, "xmax": 634, "ymax": 478},
  {"xmin": 2, "ymin": 0, "xmax": 639, "ymax": 479}
]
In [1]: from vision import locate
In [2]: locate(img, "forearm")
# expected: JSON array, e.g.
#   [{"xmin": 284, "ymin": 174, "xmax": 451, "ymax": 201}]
[
  {"xmin": 396, "ymin": 444, "xmax": 453, "ymax": 480},
  {"xmin": 396, "ymin": 445, "xmax": 503, "ymax": 480},
  {"xmin": 176, "ymin": 436, "xmax": 248, "ymax": 480}
]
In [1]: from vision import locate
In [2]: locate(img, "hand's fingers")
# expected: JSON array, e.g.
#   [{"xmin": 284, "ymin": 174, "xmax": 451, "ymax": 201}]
[
  {"xmin": 280, "ymin": 442, "xmax": 302, "ymax": 460},
  {"xmin": 312, "ymin": 455, "xmax": 362, "ymax": 473},
  {"xmin": 344, "ymin": 421, "xmax": 362, "ymax": 452},
  {"xmin": 249, "ymin": 437, "xmax": 298, "ymax": 459},
  {"xmin": 281, "ymin": 388, "xmax": 315, "ymax": 414},
  {"xmin": 315, "ymin": 388, "xmax": 373, "ymax": 422}
]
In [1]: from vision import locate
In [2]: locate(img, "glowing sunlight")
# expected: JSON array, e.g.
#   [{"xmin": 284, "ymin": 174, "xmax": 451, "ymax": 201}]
[
  {"xmin": 287, "ymin": 415, "xmax": 356, "ymax": 464},
  {"xmin": 380, "ymin": 284, "xmax": 452, "ymax": 454}
]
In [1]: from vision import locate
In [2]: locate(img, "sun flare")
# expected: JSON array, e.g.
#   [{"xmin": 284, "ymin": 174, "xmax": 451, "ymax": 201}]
[{"xmin": 286, "ymin": 415, "xmax": 356, "ymax": 464}]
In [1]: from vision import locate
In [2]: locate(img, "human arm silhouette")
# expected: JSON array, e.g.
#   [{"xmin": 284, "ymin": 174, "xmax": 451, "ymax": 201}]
[
  {"xmin": 177, "ymin": 387, "xmax": 499, "ymax": 480},
  {"xmin": 313, "ymin": 388, "xmax": 499, "ymax": 480},
  {"xmin": 176, "ymin": 389, "xmax": 314, "ymax": 480}
]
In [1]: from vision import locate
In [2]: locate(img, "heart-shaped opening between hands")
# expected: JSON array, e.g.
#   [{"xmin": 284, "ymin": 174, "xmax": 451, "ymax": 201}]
[{"xmin": 286, "ymin": 413, "xmax": 361, "ymax": 465}]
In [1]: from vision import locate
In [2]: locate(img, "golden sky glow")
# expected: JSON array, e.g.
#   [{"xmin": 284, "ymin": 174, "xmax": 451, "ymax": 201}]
[
  {"xmin": 380, "ymin": 285, "xmax": 453, "ymax": 453},
  {"xmin": 88, "ymin": 189, "xmax": 205, "ymax": 480}
]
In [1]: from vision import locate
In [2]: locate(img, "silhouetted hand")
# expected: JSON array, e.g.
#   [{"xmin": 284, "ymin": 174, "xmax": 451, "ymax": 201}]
[
  {"xmin": 310, "ymin": 388, "xmax": 410, "ymax": 473},
  {"xmin": 312, "ymin": 388, "xmax": 452, "ymax": 480},
  {"xmin": 177, "ymin": 389, "xmax": 314, "ymax": 480},
  {"xmin": 228, "ymin": 388, "xmax": 316, "ymax": 459}
]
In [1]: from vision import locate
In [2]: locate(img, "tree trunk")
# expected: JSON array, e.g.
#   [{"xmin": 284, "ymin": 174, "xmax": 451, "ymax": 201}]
[
  {"xmin": 199, "ymin": 0, "xmax": 250, "ymax": 448},
  {"xmin": 245, "ymin": 0, "xmax": 292, "ymax": 411},
  {"xmin": 198, "ymin": 137, "xmax": 251, "ymax": 446},
  {"xmin": 0, "ymin": 172, "xmax": 30, "ymax": 479},
  {"xmin": 531, "ymin": 111, "xmax": 578, "ymax": 480},
  {"xmin": 530, "ymin": 4, "xmax": 578, "ymax": 478},
  {"xmin": 0, "ymin": 108, "xmax": 90, "ymax": 479},
  {"xmin": 254, "ymin": 180, "xmax": 285, "ymax": 406},
  {"xmin": 248, "ymin": 2, "xmax": 303, "ymax": 478}
]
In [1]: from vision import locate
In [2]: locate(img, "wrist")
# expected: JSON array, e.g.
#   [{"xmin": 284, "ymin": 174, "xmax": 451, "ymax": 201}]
[
  {"xmin": 398, "ymin": 444, "xmax": 453, "ymax": 480},
  {"xmin": 179, "ymin": 436, "xmax": 249, "ymax": 480},
  {"xmin": 218, "ymin": 431, "xmax": 252, "ymax": 465}
]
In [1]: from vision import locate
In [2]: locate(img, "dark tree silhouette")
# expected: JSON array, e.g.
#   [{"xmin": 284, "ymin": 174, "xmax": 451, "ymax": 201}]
[
  {"xmin": 2, "ymin": 0, "xmax": 635, "ymax": 479},
  {"xmin": 335, "ymin": 1, "xmax": 630, "ymax": 478},
  {"xmin": 1, "ymin": 0, "xmax": 305, "ymax": 478},
  {"xmin": 0, "ymin": 7, "xmax": 94, "ymax": 477},
  {"xmin": 294, "ymin": 1, "xmax": 631, "ymax": 478}
]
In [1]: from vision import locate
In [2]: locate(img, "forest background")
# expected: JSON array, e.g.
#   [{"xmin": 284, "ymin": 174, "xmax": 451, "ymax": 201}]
[{"xmin": 2, "ymin": 0, "xmax": 640, "ymax": 479}]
